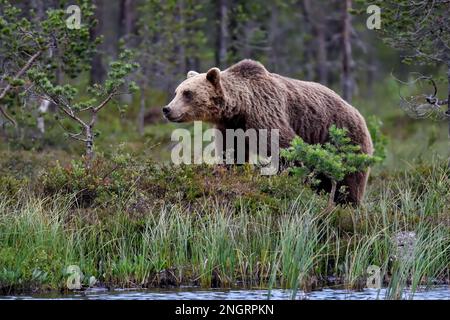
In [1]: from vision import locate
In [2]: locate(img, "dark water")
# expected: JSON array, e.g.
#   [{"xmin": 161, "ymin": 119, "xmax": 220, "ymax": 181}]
[{"xmin": 2, "ymin": 286, "xmax": 450, "ymax": 300}]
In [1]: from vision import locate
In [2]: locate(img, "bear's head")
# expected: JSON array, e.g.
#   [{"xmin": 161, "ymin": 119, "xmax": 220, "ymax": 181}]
[{"xmin": 163, "ymin": 67, "xmax": 225, "ymax": 123}]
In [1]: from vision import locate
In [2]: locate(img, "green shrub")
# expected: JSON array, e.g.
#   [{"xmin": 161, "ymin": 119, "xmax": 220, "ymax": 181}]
[
  {"xmin": 39, "ymin": 155, "xmax": 134, "ymax": 207},
  {"xmin": 0, "ymin": 174, "xmax": 26, "ymax": 198},
  {"xmin": 281, "ymin": 125, "xmax": 380, "ymax": 207}
]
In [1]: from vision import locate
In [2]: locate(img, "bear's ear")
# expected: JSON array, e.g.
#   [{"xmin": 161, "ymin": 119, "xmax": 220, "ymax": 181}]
[
  {"xmin": 206, "ymin": 67, "xmax": 221, "ymax": 87},
  {"xmin": 187, "ymin": 71, "xmax": 199, "ymax": 79}
]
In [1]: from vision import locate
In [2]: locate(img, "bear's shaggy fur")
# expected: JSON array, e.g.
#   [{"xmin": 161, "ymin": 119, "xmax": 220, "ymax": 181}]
[{"xmin": 164, "ymin": 59, "xmax": 373, "ymax": 204}]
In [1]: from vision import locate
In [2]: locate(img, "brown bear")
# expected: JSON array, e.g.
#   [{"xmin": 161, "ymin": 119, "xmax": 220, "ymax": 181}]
[{"xmin": 163, "ymin": 59, "xmax": 373, "ymax": 205}]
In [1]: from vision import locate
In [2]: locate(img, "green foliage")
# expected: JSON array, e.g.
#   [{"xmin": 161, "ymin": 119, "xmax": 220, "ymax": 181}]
[
  {"xmin": 0, "ymin": 174, "xmax": 25, "ymax": 198},
  {"xmin": 39, "ymin": 149, "xmax": 139, "ymax": 208},
  {"xmin": 367, "ymin": 116, "xmax": 389, "ymax": 162},
  {"xmin": 28, "ymin": 49, "xmax": 138, "ymax": 110},
  {"xmin": 0, "ymin": 1, "xmax": 140, "ymax": 161},
  {"xmin": 26, "ymin": 49, "xmax": 139, "ymax": 159},
  {"xmin": 0, "ymin": 0, "xmax": 99, "ymax": 148},
  {"xmin": 0, "ymin": 0, "xmax": 97, "ymax": 86},
  {"xmin": 137, "ymin": 162, "xmax": 312, "ymax": 212},
  {"xmin": 281, "ymin": 125, "xmax": 380, "ymax": 184},
  {"xmin": 3, "ymin": 150, "xmax": 312, "ymax": 213},
  {"xmin": 0, "ymin": 158, "xmax": 449, "ymax": 295}
]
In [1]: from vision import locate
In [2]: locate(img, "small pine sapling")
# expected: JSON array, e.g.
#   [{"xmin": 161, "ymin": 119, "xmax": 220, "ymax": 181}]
[
  {"xmin": 0, "ymin": 0, "xmax": 98, "ymax": 127},
  {"xmin": 281, "ymin": 125, "xmax": 381, "ymax": 210},
  {"xmin": 27, "ymin": 49, "xmax": 139, "ymax": 167}
]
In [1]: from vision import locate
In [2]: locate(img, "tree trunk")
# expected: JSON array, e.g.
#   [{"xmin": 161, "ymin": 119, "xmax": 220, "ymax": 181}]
[
  {"xmin": 119, "ymin": 0, "xmax": 137, "ymax": 106},
  {"xmin": 184, "ymin": 2, "xmax": 201, "ymax": 73},
  {"xmin": 37, "ymin": 98, "xmax": 50, "ymax": 135},
  {"xmin": 119, "ymin": 0, "xmax": 136, "ymax": 38},
  {"xmin": 85, "ymin": 127, "xmax": 94, "ymax": 168},
  {"xmin": 242, "ymin": 23, "xmax": 252, "ymax": 59},
  {"xmin": 268, "ymin": 2, "xmax": 279, "ymax": 72},
  {"xmin": 342, "ymin": 0, "xmax": 354, "ymax": 103},
  {"xmin": 177, "ymin": 0, "xmax": 186, "ymax": 73},
  {"xmin": 85, "ymin": 120, "xmax": 95, "ymax": 169},
  {"xmin": 215, "ymin": 0, "xmax": 228, "ymax": 69},
  {"xmin": 138, "ymin": 89, "xmax": 146, "ymax": 136},
  {"xmin": 298, "ymin": 0, "xmax": 314, "ymax": 81},
  {"xmin": 90, "ymin": 0, "xmax": 106, "ymax": 85},
  {"xmin": 228, "ymin": 0, "xmax": 240, "ymax": 63},
  {"xmin": 301, "ymin": 0, "xmax": 328, "ymax": 85},
  {"xmin": 316, "ymin": 25, "xmax": 328, "ymax": 85},
  {"xmin": 165, "ymin": 0, "xmax": 185, "ymax": 97}
]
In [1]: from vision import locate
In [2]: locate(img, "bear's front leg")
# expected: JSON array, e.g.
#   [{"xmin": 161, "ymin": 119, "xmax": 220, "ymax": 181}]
[{"xmin": 214, "ymin": 124, "xmax": 251, "ymax": 165}]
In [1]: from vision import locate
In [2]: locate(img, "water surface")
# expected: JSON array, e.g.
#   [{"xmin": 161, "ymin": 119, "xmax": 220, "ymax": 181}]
[{"xmin": 2, "ymin": 286, "xmax": 450, "ymax": 300}]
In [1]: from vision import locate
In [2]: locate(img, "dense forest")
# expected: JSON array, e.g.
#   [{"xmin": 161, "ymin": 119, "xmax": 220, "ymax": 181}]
[{"xmin": 0, "ymin": 0, "xmax": 449, "ymax": 300}]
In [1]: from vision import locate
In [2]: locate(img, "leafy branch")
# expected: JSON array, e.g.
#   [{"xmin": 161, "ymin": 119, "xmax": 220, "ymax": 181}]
[{"xmin": 27, "ymin": 49, "xmax": 139, "ymax": 167}]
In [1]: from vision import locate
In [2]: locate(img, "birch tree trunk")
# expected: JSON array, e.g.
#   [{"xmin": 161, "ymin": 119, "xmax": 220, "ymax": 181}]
[
  {"xmin": 37, "ymin": 98, "xmax": 50, "ymax": 134},
  {"xmin": 85, "ymin": 116, "xmax": 96, "ymax": 169},
  {"xmin": 85, "ymin": 126, "xmax": 94, "ymax": 168}
]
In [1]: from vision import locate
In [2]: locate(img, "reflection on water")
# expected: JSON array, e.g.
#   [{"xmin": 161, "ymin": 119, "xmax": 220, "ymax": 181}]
[{"xmin": 2, "ymin": 286, "xmax": 450, "ymax": 300}]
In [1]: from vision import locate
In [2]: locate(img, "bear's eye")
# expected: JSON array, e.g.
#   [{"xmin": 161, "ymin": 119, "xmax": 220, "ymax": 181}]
[{"xmin": 182, "ymin": 90, "xmax": 193, "ymax": 100}]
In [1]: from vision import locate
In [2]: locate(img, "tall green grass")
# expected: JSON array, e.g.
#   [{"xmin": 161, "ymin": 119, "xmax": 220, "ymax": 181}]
[{"xmin": 0, "ymin": 160, "xmax": 449, "ymax": 299}]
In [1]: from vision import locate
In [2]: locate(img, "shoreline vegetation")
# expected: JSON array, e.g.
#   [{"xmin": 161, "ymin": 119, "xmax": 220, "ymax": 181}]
[
  {"xmin": 1, "ymin": 0, "xmax": 449, "ymax": 302},
  {"xmin": 0, "ymin": 151, "xmax": 449, "ymax": 300}
]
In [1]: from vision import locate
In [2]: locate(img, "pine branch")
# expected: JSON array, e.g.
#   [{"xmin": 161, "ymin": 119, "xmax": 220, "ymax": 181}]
[{"xmin": 0, "ymin": 50, "xmax": 42, "ymax": 126}]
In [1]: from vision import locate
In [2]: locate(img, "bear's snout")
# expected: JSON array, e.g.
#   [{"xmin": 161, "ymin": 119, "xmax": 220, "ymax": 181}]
[
  {"xmin": 162, "ymin": 105, "xmax": 184, "ymax": 122},
  {"xmin": 162, "ymin": 106, "xmax": 170, "ymax": 116}
]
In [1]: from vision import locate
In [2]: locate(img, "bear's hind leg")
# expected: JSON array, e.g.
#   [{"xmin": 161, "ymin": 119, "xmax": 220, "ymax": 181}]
[{"xmin": 336, "ymin": 170, "xmax": 370, "ymax": 206}]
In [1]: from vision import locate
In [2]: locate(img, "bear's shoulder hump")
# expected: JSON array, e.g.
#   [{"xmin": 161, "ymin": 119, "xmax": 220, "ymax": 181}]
[{"xmin": 227, "ymin": 59, "xmax": 268, "ymax": 78}]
